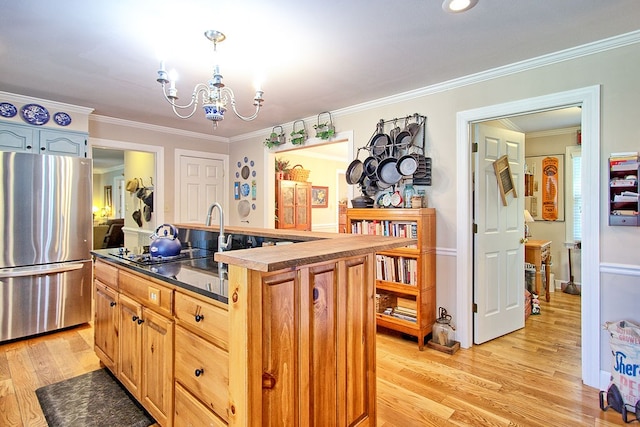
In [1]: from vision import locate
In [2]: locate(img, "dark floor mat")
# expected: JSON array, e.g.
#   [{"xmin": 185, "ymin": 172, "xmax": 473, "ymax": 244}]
[{"xmin": 36, "ymin": 368, "xmax": 155, "ymax": 427}]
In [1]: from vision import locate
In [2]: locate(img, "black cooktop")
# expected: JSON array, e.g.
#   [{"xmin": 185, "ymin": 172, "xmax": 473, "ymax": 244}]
[{"xmin": 108, "ymin": 246, "xmax": 214, "ymax": 266}]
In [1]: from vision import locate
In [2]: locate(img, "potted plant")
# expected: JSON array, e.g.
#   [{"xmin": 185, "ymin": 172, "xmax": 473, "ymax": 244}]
[
  {"xmin": 275, "ymin": 157, "xmax": 290, "ymax": 180},
  {"xmin": 290, "ymin": 120, "xmax": 307, "ymax": 146}
]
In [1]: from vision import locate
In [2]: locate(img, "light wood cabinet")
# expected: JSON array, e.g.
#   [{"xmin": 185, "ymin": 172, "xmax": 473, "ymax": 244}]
[
  {"xmin": 275, "ymin": 179, "xmax": 311, "ymax": 230},
  {"xmin": 346, "ymin": 208, "xmax": 436, "ymax": 350},
  {"xmin": 94, "ymin": 260, "xmax": 174, "ymax": 427},
  {"xmin": 227, "ymin": 255, "xmax": 377, "ymax": 425},
  {"xmin": 174, "ymin": 383, "xmax": 227, "ymax": 427},
  {"xmin": 94, "ymin": 225, "xmax": 404, "ymax": 426},
  {"xmin": 174, "ymin": 291, "xmax": 229, "ymax": 425},
  {"xmin": 94, "ymin": 259, "xmax": 119, "ymax": 372},
  {"xmin": 118, "ymin": 293, "xmax": 143, "ymax": 398},
  {"xmin": 141, "ymin": 307, "xmax": 174, "ymax": 427}
]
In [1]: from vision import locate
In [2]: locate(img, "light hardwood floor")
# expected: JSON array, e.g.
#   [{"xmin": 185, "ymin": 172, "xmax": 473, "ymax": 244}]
[{"xmin": 0, "ymin": 292, "xmax": 627, "ymax": 426}]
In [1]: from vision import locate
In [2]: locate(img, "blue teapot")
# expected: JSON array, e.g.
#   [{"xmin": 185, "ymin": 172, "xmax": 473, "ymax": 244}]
[{"xmin": 149, "ymin": 224, "xmax": 182, "ymax": 257}]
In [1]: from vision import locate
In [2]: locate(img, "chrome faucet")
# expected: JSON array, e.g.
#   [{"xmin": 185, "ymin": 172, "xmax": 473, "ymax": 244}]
[{"xmin": 205, "ymin": 202, "xmax": 232, "ymax": 282}]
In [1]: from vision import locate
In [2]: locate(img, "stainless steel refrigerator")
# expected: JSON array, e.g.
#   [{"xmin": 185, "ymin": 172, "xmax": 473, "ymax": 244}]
[{"xmin": 0, "ymin": 151, "xmax": 93, "ymax": 342}]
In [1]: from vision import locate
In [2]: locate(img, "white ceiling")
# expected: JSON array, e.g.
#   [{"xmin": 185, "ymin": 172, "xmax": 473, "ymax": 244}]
[{"xmin": 2, "ymin": 1, "xmax": 638, "ymax": 140}]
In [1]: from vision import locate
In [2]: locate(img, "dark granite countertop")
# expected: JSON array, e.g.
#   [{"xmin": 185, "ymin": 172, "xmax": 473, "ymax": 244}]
[{"xmin": 91, "ymin": 249, "xmax": 228, "ymax": 304}]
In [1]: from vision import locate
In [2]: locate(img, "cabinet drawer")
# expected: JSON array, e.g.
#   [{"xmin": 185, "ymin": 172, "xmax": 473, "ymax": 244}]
[
  {"xmin": 94, "ymin": 259, "xmax": 118, "ymax": 289},
  {"xmin": 175, "ymin": 326, "xmax": 229, "ymax": 422},
  {"xmin": 175, "ymin": 292, "xmax": 228, "ymax": 350},
  {"xmin": 119, "ymin": 270, "xmax": 173, "ymax": 317},
  {"xmin": 610, "ymin": 214, "xmax": 639, "ymax": 226},
  {"xmin": 174, "ymin": 383, "xmax": 227, "ymax": 427}
]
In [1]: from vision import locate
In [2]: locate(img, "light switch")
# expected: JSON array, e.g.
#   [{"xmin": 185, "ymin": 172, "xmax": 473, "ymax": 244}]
[{"xmin": 148, "ymin": 287, "xmax": 160, "ymax": 305}]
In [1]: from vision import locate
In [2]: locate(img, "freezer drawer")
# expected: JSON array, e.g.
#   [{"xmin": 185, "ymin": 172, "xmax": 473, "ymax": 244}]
[{"xmin": 0, "ymin": 260, "xmax": 92, "ymax": 342}]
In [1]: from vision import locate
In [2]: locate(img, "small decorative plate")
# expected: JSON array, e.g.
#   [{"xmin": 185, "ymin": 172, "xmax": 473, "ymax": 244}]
[
  {"xmin": 241, "ymin": 183, "xmax": 250, "ymax": 197},
  {"xmin": 20, "ymin": 103, "xmax": 50, "ymax": 125},
  {"xmin": 0, "ymin": 102, "xmax": 17, "ymax": 118},
  {"xmin": 238, "ymin": 200, "xmax": 251, "ymax": 218},
  {"xmin": 53, "ymin": 112, "xmax": 72, "ymax": 126},
  {"xmin": 390, "ymin": 191, "xmax": 403, "ymax": 207}
]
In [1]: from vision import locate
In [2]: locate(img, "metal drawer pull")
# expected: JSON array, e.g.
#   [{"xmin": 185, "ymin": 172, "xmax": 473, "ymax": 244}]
[
  {"xmin": 194, "ymin": 314, "xmax": 204, "ymax": 322},
  {"xmin": 194, "ymin": 368, "xmax": 204, "ymax": 377}
]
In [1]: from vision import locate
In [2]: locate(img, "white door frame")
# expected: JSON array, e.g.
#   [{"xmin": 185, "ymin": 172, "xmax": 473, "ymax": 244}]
[{"xmin": 455, "ymin": 86, "xmax": 601, "ymax": 388}]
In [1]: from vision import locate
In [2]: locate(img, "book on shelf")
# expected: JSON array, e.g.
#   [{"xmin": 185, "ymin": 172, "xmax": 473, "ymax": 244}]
[
  {"xmin": 396, "ymin": 296, "xmax": 417, "ymax": 311},
  {"xmin": 612, "ymin": 210, "xmax": 639, "ymax": 216},
  {"xmin": 613, "ymin": 194, "xmax": 638, "ymax": 203},
  {"xmin": 610, "ymin": 151, "xmax": 638, "ymax": 158},
  {"xmin": 611, "ymin": 162, "xmax": 639, "ymax": 171},
  {"xmin": 393, "ymin": 306, "xmax": 417, "ymax": 317},
  {"xmin": 382, "ymin": 307, "xmax": 417, "ymax": 323},
  {"xmin": 611, "ymin": 179, "xmax": 637, "ymax": 187},
  {"xmin": 375, "ymin": 254, "xmax": 418, "ymax": 285}
]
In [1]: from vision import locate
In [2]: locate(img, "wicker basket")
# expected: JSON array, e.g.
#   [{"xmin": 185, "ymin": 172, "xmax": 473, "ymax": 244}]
[{"xmin": 289, "ymin": 164, "xmax": 310, "ymax": 182}]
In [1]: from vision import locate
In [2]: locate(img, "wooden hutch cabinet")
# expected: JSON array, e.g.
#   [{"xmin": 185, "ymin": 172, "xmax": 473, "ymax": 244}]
[{"xmin": 276, "ymin": 179, "xmax": 312, "ymax": 231}]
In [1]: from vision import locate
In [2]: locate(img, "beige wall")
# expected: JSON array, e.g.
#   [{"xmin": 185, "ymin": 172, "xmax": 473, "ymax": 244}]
[{"xmin": 86, "ymin": 41, "xmax": 640, "ymax": 372}]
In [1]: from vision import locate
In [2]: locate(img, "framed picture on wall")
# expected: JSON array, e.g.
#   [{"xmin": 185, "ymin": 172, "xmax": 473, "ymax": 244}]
[
  {"xmin": 525, "ymin": 154, "xmax": 565, "ymax": 221},
  {"xmin": 311, "ymin": 186, "xmax": 328, "ymax": 208}
]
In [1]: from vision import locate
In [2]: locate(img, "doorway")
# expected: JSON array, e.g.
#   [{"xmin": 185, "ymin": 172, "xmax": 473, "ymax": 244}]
[
  {"xmin": 90, "ymin": 138, "xmax": 165, "ymax": 247},
  {"xmin": 266, "ymin": 131, "xmax": 355, "ymax": 231},
  {"xmin": 455, "ymin": 86, "xmax": 601, "ymax": 388}
]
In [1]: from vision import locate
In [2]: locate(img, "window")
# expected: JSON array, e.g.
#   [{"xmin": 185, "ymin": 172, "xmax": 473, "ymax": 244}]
[{"xmin": 566, "ymin": 146, "xmax": 582, "ymax": 242}]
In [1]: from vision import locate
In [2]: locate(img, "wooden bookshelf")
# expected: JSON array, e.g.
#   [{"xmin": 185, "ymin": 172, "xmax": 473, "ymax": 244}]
[{"xmin": 347, "ymin": 208, "xmax": 436, "ymax": 350}]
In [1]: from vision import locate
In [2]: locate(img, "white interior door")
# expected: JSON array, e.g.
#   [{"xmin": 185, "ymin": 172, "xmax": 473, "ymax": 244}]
[
  {"xmin": 473, "ymin": 123, "xmax": 526, "ymax": 344},
  {"xmin": 178, "ymin": 156, "xmax": 224, "ymax": 223}
]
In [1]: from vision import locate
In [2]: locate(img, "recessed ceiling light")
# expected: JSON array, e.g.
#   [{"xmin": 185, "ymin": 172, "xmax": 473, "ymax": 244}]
[{"xmin": 442, "ymin": 0, "xmax": 478, "ymax": 13}]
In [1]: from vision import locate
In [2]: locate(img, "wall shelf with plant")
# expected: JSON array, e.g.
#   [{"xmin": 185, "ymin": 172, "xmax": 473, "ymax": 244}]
[
  {"xmin": 290, "ymin": 120, "xmax": 307, "ymax": 146},
  {"xmin": 264, "ymin": 125, "xmax": 286, "ymax": 149},
  {"xmin": 314, "ymin": 111, "xmax": 336, "ymax": 140}
]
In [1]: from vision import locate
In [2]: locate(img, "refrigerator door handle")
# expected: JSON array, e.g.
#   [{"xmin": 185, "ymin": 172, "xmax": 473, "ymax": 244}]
[{"xmin": 0, "ymin": 262, "xmax": 85, "ymax": 278}]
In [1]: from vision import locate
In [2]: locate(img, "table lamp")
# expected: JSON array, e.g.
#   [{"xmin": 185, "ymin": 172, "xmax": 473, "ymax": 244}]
[{"xmin": 524, "ymin": 209, "xmax": 534, "ymax": 238}]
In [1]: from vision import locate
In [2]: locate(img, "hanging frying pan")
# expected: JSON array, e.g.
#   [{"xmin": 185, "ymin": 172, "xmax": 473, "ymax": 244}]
[
  {"xmin": 377, "ymin": 156, "xmax": 402, "ymax": 185},
  {"xmin": 405, "ymin": 113, "xmax": 421, "ymax": 137},
  {"xmin": 396, "ymin": 153, "xmax": 418, "ymax": 176},
  {"xmin": 395, "ymin": 117, "xmax": 413, "ymax": 148},
  {"xmin": 363, "ymin": 156, "xmax": 379, "ymax": 178},
  {"xmin": 389, "ymin": 119, "xmax": 401, "ymax": 144},
  {"xmin": 370, "ymin": 120, "xmax": 391, "ymax": 157},
  {"xmin": 345, "ymin": 158, "xmax": 364, "ymax": 185}
]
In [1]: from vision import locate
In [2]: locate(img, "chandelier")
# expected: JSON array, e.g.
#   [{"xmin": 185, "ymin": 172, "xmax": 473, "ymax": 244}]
[{"xmin": 156, "ymin": 30, "xmax": 264, "ymax": 129}]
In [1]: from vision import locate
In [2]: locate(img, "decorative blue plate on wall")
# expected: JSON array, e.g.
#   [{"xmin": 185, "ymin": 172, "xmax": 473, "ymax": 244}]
[
  {"xmin": 0, "ymin": 102, "xmax": 17, "ymax": 118},
  {"xmin": 20, "ymin": 103, "xmax": 50, "ymax": 125},
  {"xmin": 53, "ymin": 112, "xmax": 72, "ymax": 126},
  {"xmin": 241, "ymin": 183, "xmax": 250, "ymax": 197}
]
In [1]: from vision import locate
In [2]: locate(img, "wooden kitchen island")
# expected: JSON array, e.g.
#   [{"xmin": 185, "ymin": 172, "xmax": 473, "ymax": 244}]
[{"xmin": 92, "ymin": 225, "xmax": 413, "ymax": 427}]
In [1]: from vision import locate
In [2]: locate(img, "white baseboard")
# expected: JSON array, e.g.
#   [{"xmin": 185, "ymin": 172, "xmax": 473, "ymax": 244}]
[{"xmin": 600, "ymin": 370, "xmax": 612, "ymax": 391}]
